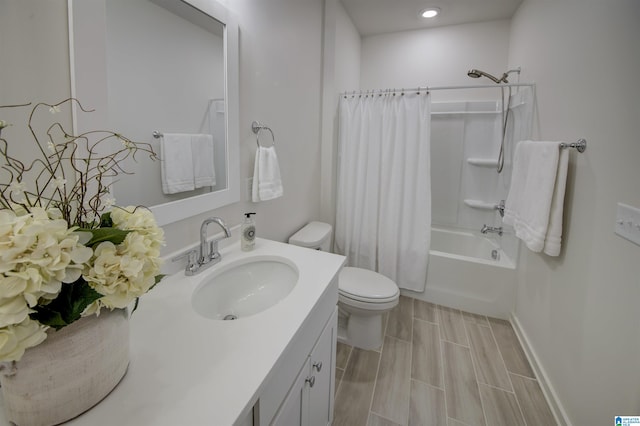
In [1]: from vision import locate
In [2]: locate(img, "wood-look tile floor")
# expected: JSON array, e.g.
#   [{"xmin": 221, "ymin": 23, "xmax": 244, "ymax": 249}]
[{"xmin": 332, "ymin": 296, "xmax": 557, "ymax": 426}]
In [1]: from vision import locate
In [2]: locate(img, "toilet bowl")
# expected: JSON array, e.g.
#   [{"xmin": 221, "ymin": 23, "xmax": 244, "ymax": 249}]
[{"xmin": 289, "ymin": 222, "xmax": 399, "ymax": 350}]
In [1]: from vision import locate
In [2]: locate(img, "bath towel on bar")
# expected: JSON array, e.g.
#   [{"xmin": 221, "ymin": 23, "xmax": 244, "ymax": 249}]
[
  {"xmin": 191, "ymin": 134, "xmax": 216, "ymax": 189},
  {"xmin": 252, "ymin": 145, "xmax": 283, "ymax": 202},
  {"xmin": 160, "ymin": 133, "xmax": 195, "ymax": 194},
  {"xmin": 503, "ymin": 140, "xmax": 569, "ymax": 256}
]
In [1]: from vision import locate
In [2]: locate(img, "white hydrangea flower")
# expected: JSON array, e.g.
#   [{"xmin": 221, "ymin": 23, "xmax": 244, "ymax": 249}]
[
  {"xmin": 0, "ymin": 318, "xmax": 48, "ymax": 362},
  {"xmin": 8, "ymin": 181, "xmax": 25, "ymax": 195},
  {"xmin": 54, "ymin": 176, "xmax": 66, "ymax": 190},
  {"xmin": 83, "ymin": 211, "xmax": 97, "ymax": 224},
  {"xmin": 0, "ymin": 208, "xmax": 92, "ymax": 328},
  {"xmin": 110, "ymin": 206, "xmax": 164, "ymax": 251},
  {"xmin": 102, "ymin": 197, "xmax": 116, "ymax": 209},
  {"xmin": 0, "ymin": 291, "xmax": 30, "ymax": 328},
  {"xmin": 84, "ymin": 207, "xmax": 164, "ymax": 311}
]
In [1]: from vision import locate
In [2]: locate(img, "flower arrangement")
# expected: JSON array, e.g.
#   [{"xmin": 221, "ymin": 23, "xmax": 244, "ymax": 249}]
[{"xmin": 0, "ymin": 99, "xmax": 164, "ymax": 363}]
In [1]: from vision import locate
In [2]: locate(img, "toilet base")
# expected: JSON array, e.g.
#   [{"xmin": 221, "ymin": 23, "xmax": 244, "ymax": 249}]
[{"xmin": 337, "ymin": 308, "xmax": 385, "ymax": 350}]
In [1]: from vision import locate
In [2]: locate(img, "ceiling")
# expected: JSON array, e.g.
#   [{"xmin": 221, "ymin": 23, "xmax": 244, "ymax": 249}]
[{"xmin": 340, "ymin": 0, "xmax": 524, "ymax": 36}]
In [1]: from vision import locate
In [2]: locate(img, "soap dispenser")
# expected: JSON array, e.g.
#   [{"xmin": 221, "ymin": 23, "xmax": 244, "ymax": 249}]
[{"xmin": 241, "ymin": 212, "xmax": 257, "ymax": 251}]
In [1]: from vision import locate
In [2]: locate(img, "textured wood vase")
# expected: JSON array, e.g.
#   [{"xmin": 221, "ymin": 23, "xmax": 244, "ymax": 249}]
[{"xmin": 0, "ymin": 309, "xmax": 129, "ymax": 426}]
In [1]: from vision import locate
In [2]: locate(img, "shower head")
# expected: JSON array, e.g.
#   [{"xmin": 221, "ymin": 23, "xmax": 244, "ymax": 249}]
[
  {"xmin": 467, "ymin": 69, "xmax": 502, "ymax": 83},
  {"xmin": 467, "ymin": 68, "xmax": 521, "ymax": 84}
]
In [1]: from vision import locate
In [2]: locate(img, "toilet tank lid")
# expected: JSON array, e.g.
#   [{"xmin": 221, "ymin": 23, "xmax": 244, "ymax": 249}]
[{"xmin": 289, "ymin": 221, "xmax": 332, "ymax": 248}]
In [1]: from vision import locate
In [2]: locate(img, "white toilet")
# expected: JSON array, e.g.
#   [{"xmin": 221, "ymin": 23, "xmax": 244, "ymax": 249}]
[{"xmin": 289, "ymin": 222, "xmax": 399, "ymax": 350}]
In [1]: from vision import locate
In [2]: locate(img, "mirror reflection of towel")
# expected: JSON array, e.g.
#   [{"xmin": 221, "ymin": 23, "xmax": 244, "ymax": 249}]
[
  {"xmin": 161, "ymin": 133, "xmax": 216, "ymax": 194},
  {"xmin": 161, "ymin": 133, "xmax": 195, "ymax": 194},
  {"xmin": 192, "ymin": 134, "xmax": 216, "ymax": 188},
  {"xmin": 252, "ymin": 146, "xmax": 283, "ymax": 202}
]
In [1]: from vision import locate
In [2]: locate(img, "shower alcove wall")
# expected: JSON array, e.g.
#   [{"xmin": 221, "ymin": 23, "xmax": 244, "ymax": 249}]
[{"xmin": 404, "ymin": 87, "xmax": 534, "ymax": 319}]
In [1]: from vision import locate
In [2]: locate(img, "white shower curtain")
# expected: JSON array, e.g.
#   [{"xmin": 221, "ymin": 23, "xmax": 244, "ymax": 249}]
[{"xmin": 335, "ymin": 92, "xmax": 431, "ymax": 292}]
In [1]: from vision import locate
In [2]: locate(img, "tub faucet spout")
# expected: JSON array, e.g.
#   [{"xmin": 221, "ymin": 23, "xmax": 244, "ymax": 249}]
[{"xmin": 481, "ymin": 225, "xmax": 503, "ymax": 236}]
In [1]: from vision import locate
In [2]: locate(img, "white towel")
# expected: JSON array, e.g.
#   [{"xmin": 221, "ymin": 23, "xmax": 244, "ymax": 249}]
[
  {"xmin": 252, "ymin": 146, "xmax": 283, "ymax": 202},
  {"xmin": 160, "ymin": 133, "xmax": 195, "ymax": 194},
  {"xmin": 191, "ymin": 134, "xmax": 216, "ymax": 188},
  {"xmin": 503, "ymin": 141, "xmax": 569, "ymax": 256}
]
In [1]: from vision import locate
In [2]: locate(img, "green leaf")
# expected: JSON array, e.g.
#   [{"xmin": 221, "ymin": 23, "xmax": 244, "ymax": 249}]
[
  {"xmin": 29, "ymin": 308, "xmax": 67, "ymax": 329},
  {"xmin": 30, "ymin": 278, "xmax": 102, "ymax": 330},
  {"xmin": 86, "ymin": 227, "xmax": 130, "ymax": 247},
  {"xmin": 99, "ymin": 211, "xmax": 113, "ymax": 228},
  {"xmin": 131, "ymin": 297, "xmax": 140, "ymax": 315}
]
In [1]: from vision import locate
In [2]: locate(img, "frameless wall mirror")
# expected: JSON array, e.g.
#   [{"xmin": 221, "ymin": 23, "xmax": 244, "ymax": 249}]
[{"xmin": 69, "ymin": 0, "xmax": 240, "ymax": 226}]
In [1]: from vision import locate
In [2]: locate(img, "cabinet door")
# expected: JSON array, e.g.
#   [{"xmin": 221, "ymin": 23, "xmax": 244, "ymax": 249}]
[
  {"xmin": 270, "ymin": 359, "xmax": 310, "ymax": 426},
  {"xmin": 308, "ymin": 308, "xmax": 338, "ymax": 426}
]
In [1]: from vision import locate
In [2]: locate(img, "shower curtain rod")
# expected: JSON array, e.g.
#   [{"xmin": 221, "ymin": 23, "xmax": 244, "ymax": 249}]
[{"xmin": 340, "ymin": 83, "xmax": 535, "ymax": 97}]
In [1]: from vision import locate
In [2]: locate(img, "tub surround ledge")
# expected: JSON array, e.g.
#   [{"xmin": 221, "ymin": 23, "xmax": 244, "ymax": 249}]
[{"xmin": 0, "ymin": 238, "xmax": 346, "ymax": 426}]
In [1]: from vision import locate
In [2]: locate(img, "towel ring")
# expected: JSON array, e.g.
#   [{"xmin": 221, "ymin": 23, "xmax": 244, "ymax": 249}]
[{"xmin": 251, "ymin": 121, "xmax": 275, "ymax": 147}]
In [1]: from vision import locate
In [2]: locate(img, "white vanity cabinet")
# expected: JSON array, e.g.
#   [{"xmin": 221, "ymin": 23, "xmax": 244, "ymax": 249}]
[
  {"xmin": 307, "ymin": 307, "xmax": 336, "ymax": 426},
  {"xmin": 255, "ymin": 301, "xmax": 338, "ymax": 426},
  {"xmin": 271, "ymin": 308, "xmax": 337, "ymax": 426}
]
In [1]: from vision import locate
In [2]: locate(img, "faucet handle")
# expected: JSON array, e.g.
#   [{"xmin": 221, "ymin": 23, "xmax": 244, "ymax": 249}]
[
  {"xmin": 172, "ymin": 249, "xmax": 199, "ymax": 275},
  {"xmin": 209, "ymin": 240, "xmax": 222, "ymax": 261}
]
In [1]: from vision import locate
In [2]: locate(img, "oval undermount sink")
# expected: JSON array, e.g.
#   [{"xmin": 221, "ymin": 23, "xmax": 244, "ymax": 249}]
[{"xmin": 192, "ymin": 256, "xmax": 299, "ymax": 320}]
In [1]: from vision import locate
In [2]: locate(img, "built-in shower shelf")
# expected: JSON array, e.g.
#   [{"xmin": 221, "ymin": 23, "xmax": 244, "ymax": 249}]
[
  {"xmin": 467, "ymin": 158, "xmax": 499, "ymax": 167},
  {"xmin": 464, "ymin": 199, "xmax": 496, "ymax": 211}
]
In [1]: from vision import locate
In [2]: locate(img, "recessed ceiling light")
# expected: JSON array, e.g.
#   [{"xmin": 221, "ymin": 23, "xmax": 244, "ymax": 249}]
[{"xmin": 421, "ymin": 7, "xmax": 440, "ymax": 18}]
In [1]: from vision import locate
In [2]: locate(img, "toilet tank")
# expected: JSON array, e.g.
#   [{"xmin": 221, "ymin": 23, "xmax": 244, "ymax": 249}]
[{"xmin": 288, "ymin": 222, "xmax": 332, "ymax": 252}]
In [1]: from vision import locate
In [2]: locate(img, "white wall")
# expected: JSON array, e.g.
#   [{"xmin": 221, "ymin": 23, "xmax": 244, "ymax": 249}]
[
  {"xmin": 334, "ymin": 2, "xmax": 361, "ymax": 94},
  {"xmin": 508, "ymin": 0, "xmax": 640, "ymax": 424},
  {"xmin": 0, "ymin": 0, "xmax": 71, "ymax": 169},
  {"xmin": 319, "ymin": 0, "xmax": 361, "ymax": 225},
  {"xmin": 360, "ymin": 19, "xmax": 511, "ymax": 102}
]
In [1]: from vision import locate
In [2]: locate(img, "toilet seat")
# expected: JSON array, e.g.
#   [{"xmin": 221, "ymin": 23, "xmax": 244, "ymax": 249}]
[{"xmin": 338, "ymin": 267, "xmax": 399, "ymax": 304}]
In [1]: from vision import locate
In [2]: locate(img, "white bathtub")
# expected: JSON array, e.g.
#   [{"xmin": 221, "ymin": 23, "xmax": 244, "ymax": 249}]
[{"xmin": 403, "ymin": 227, "xmax": 517, "ymax": 319}]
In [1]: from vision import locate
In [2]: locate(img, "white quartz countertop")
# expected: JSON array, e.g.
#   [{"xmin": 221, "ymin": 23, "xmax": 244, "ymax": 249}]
[{"xmin": 0, "ymin": 239, "xmax": 345, "ymax": 426}]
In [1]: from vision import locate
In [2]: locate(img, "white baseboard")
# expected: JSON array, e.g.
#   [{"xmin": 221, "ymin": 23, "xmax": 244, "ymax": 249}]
[{"xmin": 510, "ymin": 313, "xmax": 573, "ymax": 426}]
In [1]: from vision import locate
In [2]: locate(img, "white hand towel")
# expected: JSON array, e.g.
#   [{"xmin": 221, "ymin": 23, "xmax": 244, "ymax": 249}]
[
  {"xmin": 252, "ymin": 146, "xmax": 283, "ymax": 202},
  {"xmin": 191, "ymin": 134, "xmax": 216, "ymax": 188},
  {"xmin": 503, "ymin": 141, "xmax": 569, "ymax": 256},
  {"xmin": 542, "ymin": 147, "xmax": 569, "ymax": 256},
  {"xmin": 160, "ymin": 133, "xmax": 195, "ymax": 194}
]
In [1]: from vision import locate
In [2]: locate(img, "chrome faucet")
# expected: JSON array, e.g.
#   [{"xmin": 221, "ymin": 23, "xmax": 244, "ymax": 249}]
[
  {"xmin": 199, "ymin": 217, "xmax": 232, "ymax": 265},
  {"xmin": 173, "ymin": 217, "xmax": 232, "ymax": 276},
  {"xmin": 481, "ymin": 225, "xmax": 503, "ymax": 236}
]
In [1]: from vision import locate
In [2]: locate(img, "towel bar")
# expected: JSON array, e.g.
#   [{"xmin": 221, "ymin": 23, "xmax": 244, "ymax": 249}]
[{"xmin": 560, "ymin": 138, "xmax": 586, "ymax": 153}]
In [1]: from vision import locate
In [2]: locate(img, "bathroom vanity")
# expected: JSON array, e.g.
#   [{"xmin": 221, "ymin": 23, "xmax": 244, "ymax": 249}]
[{"xmin": 0, "ymin": 239, "xmax": 344, "ymax": 426}]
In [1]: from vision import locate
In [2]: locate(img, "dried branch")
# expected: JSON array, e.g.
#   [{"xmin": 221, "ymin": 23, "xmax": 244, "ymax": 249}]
[{"xmin": 0, "ymin": 98, "xmax": 158, "ymax": 227}]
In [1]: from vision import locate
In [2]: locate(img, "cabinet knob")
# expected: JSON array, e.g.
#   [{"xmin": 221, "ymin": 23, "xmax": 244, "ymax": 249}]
[
  {"xmin": 312, "ymin": 361, "xmax": 323, "ymax": 372},
  {"xmin": 305, "ymin": 376, "xmax": 315, "ymax": 388}
]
